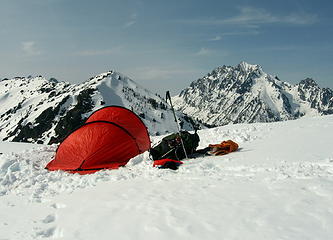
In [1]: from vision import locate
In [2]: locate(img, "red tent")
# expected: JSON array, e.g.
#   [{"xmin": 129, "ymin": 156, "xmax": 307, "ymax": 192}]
[{"xmin": 46, "ymin": 106, "xmax": 151, "ymax": 174}]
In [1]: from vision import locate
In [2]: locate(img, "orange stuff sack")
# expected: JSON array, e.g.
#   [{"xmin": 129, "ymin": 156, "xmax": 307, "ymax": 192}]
[{"xmin": 208, "ymin": 140, "xmax": 239, "ymax": 156}]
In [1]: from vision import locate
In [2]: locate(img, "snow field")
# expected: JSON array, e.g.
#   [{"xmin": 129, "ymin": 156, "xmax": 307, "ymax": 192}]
[{"xmin": 0, "ymin": 115, "xmax": 333, "ymax": 239}]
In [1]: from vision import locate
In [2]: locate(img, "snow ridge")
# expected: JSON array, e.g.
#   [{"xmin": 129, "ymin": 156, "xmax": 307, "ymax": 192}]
[{"xmin": 0, "ymin": 72, "xmax": 198, "ymax": 144}]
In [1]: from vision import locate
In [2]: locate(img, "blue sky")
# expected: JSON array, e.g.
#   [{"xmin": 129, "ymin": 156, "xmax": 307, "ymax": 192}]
[{"xmin": 1, "ymin": 0, "xmax": 332, "ymax": 94}]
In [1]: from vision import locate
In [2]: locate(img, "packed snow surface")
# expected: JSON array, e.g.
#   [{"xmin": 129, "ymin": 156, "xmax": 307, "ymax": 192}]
[
  {"xmin": 0, "ymin": 115, "xmax": 333, "ymax": 239},
  {"xmin": 0, "ymin": 141, "xmax": 37, "ymax": 154}
]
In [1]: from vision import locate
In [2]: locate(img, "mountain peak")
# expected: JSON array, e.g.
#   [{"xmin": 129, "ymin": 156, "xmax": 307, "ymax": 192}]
[
  {"xmin": 0, "ymin": 70, "xmax": 199, "ymax": 144},
  {"xmin": 237, "ymin": 61, "xmax": 261, "ymax": 72},
  {"xmin": 299, "ymin": 78, "xmax": 318, "ymax": 87},
  {"xmin": 173, "ymin": 62, "xmax": 333, "ymax": 126},
  {"xmin": 86, "ymin": 70, "xmax": 135, "ymax": 85}
]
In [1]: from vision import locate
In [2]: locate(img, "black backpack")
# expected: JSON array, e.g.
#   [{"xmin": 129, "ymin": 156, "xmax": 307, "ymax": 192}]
[{"xmin": 150, "ymin": 131, "xmax": 200, "ymax": 160}]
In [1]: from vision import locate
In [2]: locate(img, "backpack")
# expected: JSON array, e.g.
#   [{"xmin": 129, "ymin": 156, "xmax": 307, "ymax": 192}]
[{"xmin": 150, "ymin": 131, "xmax": 200, "ymax": 161}]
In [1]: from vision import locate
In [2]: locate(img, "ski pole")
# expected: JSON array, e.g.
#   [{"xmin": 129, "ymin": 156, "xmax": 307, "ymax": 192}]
[{"xmin": 166, "ymin": 91, "xmax": 188, "ymax": 159}]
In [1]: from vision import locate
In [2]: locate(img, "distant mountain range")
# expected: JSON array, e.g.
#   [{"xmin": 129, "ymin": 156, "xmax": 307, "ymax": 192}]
[
  {"xmin": 1, "ymin": 62, "xmax": 332, "ymax": 144},
  {"xmin": 0, "ymin": 72, "xmax": 197, "ymax": 144},
  {"xmin": 173, "ymin": 61, "xmax": 333, "ymax": 127}
]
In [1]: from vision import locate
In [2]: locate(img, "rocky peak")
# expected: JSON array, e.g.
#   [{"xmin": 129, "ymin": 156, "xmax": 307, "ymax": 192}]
[
  {"xmin": 299, "ymin": 78, "xmax": 319, "ymax": 88},
  {"xmin": 173, "ymin": 62, "xmax": 333, "ymax": 127},
  {"xmin": 237, "ymin": 61, "xmax": 261, "ymax": 73}
]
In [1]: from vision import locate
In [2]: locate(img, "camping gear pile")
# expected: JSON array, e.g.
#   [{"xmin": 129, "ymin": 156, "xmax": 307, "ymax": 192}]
[
  {"xmin": 207, "ymin": 140, "xmax": 239, "ymax": 156},
  {"xmin": 150, "ymin": 131, "xmax": 200, "ymax": 170},
  {"xmin": 150, "ymin": 132, "xmax": 239, "ymax": 169},
  {"xmin": 150, "ymin": 131, "xmax": 200, "ymax": 161},
  {"xmin": 150, "ymin": 91, "xmax": 238, "ymax": 169}
]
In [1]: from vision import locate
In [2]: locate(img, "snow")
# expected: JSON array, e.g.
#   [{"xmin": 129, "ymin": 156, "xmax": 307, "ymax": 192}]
[
  {"xmin": 239, "ymin": 61, "xmax": 260, "ymax": 72},
  {"xmin": 0, "ymin": 73, "xmax": 197, "ymax": 144},
  {"xmin": 0, "ymin": 141, "xmax": 39, "ymax": 154},
  {"xmin": 0, "ymin": 115, "xmax": 333, "ymax": 239}
]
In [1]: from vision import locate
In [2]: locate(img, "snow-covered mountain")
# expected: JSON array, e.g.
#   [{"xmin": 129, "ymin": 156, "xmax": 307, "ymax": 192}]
[
  {"xmin": 0, "ymin": 72, "xmax": 197, "ymax": 144},
  {"xmin": 173, "ymin": 61, "xmax": 333, "ymax": 127}
]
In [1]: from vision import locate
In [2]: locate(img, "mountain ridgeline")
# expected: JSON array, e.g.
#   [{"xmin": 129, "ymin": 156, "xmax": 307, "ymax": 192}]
[
  {"xmin": 1, "ymin": 62, "xmax": 332, "ymax": 144},
  {"xmin": 173, "ymin": 62, "xmax": 333, "ymax": 127},
  {"xmin": 0, "ymin": 72, "xmax": 197, "ymax": 144}
]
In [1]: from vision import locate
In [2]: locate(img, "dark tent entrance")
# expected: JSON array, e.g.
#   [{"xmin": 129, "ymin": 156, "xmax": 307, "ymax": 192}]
[{"xmin": 46, "ymin": 106, "xmax": 151, "ymax": 174}]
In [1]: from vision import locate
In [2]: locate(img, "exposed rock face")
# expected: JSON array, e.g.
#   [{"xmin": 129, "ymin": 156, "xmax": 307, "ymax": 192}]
[
  {"xmin": 0, "ymin": 72, "xmax": 197, "ymax": 144},
  {"xmin": 173, "ymin": 62, "xmax": 333, "ymax": 126}
]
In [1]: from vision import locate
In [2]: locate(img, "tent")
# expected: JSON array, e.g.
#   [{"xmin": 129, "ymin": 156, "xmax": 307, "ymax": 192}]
[{"xmin": 46, "ymin": 106, "xmax": 151, "ymax": 174}]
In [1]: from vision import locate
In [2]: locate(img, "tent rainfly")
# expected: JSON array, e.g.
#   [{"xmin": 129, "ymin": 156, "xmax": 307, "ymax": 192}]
[{"xmin": 46, "ymin": 106, "xmax": 151, "ymax": 174}]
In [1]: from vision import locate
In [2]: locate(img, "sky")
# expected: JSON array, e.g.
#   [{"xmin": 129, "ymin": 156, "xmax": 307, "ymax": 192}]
[{"xmin": 0, "ymin": 0, "xmax": 332, "ymax": 94}]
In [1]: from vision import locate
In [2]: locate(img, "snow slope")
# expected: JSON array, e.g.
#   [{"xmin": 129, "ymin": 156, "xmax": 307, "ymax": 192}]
[
  {"xmin": 0, "ymin": 73, "xmax": 197, "ymax": 144},
  {"xmin": 0, "ymin": 115, "xmax": 333, "ymax": 239}
]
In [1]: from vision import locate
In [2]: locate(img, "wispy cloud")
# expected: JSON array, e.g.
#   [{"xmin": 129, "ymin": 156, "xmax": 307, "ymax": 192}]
[
  {"xmin": 125, "ymin": 65, "xmax": 207, "ymax": 94},
  {"xmin": 227, "ymin": 7, "xmax": 317, "ymax": 25},
  {"xmin": 124, "ymin": 13, "xmax": 138, "ymax": 28},
  {"xmin": 76, "ymin": 49, "xmax": 115, "ymax": 56},
  {"xmin": 180, "ymin": 7, "xmax": 318, "ymax": 27},
  {"xmin": 223, "ymin": 30, "xmax": 260, "ymax": 36},
  {"xmin": 207, "ymin": 30, "xmax": 260, "ymax": 41},
  {"xmin": 194, "ymin": 48, "xmax": 214, "ymax": 56},
  {"xmin": 248, "ymin": 45, "xmax": 300, "ymax": 52},
  {"xmin": 21, "ymin": 41, "xmax": 42, "ymax": 56},
  {"xmin": 208, "ymin": 36, "xmax": 222, "ymax": 41},
  {"xmin": 129, "ymin": 66, "xmax": 200, "ymax": 81},
  {"xmin": 76, "ymin": 46, "xmax": 124, "ymax": 56}
]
